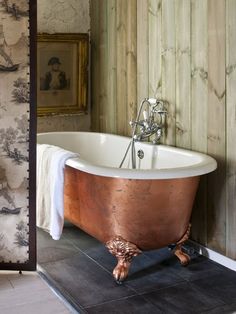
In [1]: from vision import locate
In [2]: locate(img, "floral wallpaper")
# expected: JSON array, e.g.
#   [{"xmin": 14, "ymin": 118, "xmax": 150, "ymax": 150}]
[{"xmin": 0, "ymin": 0, "xmax": 30, "ymax": 263}]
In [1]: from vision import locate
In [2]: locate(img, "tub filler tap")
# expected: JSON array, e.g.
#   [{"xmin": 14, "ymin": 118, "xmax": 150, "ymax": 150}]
[
  {"xmin": 130, "ymin": 98, "xmax": 167, "ymax": 144},
  {"xmin": 119, "ymin": 98, "xmax": 167, "ymax": 169}
]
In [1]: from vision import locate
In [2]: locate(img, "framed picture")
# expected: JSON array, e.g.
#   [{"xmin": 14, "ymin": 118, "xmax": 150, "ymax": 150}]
[{"xmin": 37, "ymin": 33, "xmax": 88, "ymax": 116}]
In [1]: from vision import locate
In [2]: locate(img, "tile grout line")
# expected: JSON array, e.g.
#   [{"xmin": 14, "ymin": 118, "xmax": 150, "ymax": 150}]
[
  {"xmin": 7, "ymin": 277, "xmax": 14, "ymax": 290},
  {"xmin": 83, "ymin": 292, "xmax": 149, "ymax": 310}
]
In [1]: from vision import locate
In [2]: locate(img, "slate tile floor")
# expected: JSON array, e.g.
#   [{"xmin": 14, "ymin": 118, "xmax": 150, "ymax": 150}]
[{"xmin": 37, "ymin": 225, "xmax": 236, "ymax": 314}]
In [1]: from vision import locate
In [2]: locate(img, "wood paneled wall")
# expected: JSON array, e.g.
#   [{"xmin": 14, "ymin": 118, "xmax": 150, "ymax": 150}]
[{"xmin": 91, "ymin": 0, "xmax": 236, "ymax": 260}]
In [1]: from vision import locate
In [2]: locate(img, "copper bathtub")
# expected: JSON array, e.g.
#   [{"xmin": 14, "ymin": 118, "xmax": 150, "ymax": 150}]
[{"xmin": 37, "ymin": 132, "xmax": 217, "ymax": 282}]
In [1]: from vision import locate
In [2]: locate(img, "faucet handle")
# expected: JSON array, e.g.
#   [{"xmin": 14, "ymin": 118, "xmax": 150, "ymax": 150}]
[
  {"xmin": 152, "ymin": 128, "xmax": 162, "ymax": 144},
  {"xmin": 129, "ymin": 120, "xmax": 137, "ymax": 128},
  {"xmin": 143, "ymin": 109, "xmax": 149, "ymax": 121},
  {"xmin": 154, "ymin": 101, "xmax": 168, "ymax": 116},
  {"xmin": 157, "ymin": 110, "xmax": 167, "ymax": 115},
  {"xmin": 147, "ymin": 98, "xmax": 157, "ymax": 105},
  {"xmin": 129, "ymin": 120, "xmax": 134, "ymax": 126}
]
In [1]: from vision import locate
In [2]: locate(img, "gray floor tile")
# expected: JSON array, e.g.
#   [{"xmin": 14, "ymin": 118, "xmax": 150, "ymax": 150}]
[
  {"xmin": 191, "ymin": 271, "xmax": 236, "ymax": 304},
  {"xmin": 203, "ymin": 302, "xmax": 236, "ymax": 314},
  {"xmin": 143, "ymin": 281, "xmax": 225, "ymax": 314},
  {"xmin": 146, "ymin": 247, "xmax": 226, "ymax": 283},
  {"xmin": 82, "ymin": 244, "xmax": 117, "ymax": 272},
  {"xmin": 0, "ymin": 278, "xmax": 70, "ymax": 313},
  {"xmin": 163, "ymin": 255, "xmax": 225, "ymax": 282},
  {"xmin": 125, "ymin": 262, "xmax": 185, "ymax": 294},
  {"xmin": 37, "ymin": 228, "xmax": 236, "ymax": 313},
  {"xmin": 37, "ymin": 228, "xmax": 79, "ymax": 264},
  {"xmin": 42, "ymin": 252, "xmax": 136, "ymax": 308},
  {"xmin": 62, "ymin": 225, "xmax": 100, "ymax": 252},
  {"xmin": 143, "ymin": 247, "xmax": 174, "ymax": 261},
  {"xmin": 0, "ymin": 276, "xmax": 13, "ymax": 291},
  {"xmin": 1, "ymin": 298, "xmax": 71, "ymax": 314},
  {"xmin": 85, "ymin": 295, "xmax": 161, "ymax": 314}
]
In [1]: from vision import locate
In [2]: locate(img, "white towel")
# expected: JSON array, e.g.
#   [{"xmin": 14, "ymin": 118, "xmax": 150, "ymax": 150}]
[{"xmin": 37, "ymin": 144, "xmax": 79, "ymax": 240}]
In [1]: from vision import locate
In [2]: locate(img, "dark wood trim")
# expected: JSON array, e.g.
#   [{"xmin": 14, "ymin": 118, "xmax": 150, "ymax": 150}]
[
  {"xmin": 0, "ymin": 0, "xmax": 37, "ymax": 271},
  {"xmin": 28, "ymin": 0, "xmax": 37, "ymax": 271}
]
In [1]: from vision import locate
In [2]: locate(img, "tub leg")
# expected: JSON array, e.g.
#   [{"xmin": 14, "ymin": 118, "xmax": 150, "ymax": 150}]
[
  {"xmin": 174, "ymin": 224, "xmax": 191, "ymax": 266},
  {"xmin": 106, "ymin": 236, "xmax": 142, "ymax": 283}
]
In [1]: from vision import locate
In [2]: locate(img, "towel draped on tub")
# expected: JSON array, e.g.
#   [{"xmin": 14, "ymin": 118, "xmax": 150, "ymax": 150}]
[{"xmin": 37, "ymin": 144, "xmax": 79, "ymax": 240}]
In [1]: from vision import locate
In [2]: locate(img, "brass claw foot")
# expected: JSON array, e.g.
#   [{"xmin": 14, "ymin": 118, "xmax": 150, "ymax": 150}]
[
  {"xmin": 174, "ymin": 244, "xmax": 191, "ymax": 265},
  {"xmin": 106, "ymin": 236, "xmax": 142, "ymax": 282},
  {"xmin": 174, "ymin": 224, "xmax": 191, "ymax": 266},
  {"xmin": 113, "ymin": 259, "xmax": 131, "ymax": 283}
]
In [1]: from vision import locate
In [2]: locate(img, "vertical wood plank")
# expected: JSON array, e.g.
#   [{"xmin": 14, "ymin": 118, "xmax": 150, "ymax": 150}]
[
  {"xmin": 137, "ymin": 0, "xmax": 149, "ymax": 105},
  {"xmin": 175, "ymin": 0, "xmax": 191, "ymax": 149},
  {"xmin": 148, "ymin": 0, "xmax": 162, "ymax": 99},
  {"xmin": 191, "ymin": 0, "xmax": 208, "ymax": 153},
  {"xmin": 126, "ymin": 0, "xmax": 137, "ymax": 136},
  {"xmin": 99, "ymin": 0, "xmax": 108, "ymax": 132},
  {"xmin": 90, "ymin": 0, "xmax": 100, "ymax": 132},
  {"xmin": 226, "ymin": 0, "xmax": 236, "ymax": 259},
  {"xmin": 116, "ymin": 0, "xmax": 128, "ymax": 135},
  {"xmin": 207, "ymin": 0, "xmax": 226, "ymax": 254},
  {"xmin": 162, "ymin": 0, "xmax": 176, "ymax": 146},
  {"xmin": 190, "ymin": 0, "xmax": 208, "ymax": 245},
  {"xmin": 107, "ymin": 0, "xmax": 117, "ymax": 134}
]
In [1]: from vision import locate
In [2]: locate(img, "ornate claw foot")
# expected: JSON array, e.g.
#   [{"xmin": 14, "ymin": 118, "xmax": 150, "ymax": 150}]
[
  {"xmin": 174, "ymin": 224, "xmax": 191, "ymax": 266},
  {"xmin": 106, "ymin": 236, "xmax": 142, "ymax": 283},
  {"xmin": 174, "ymin": 244, "xmax": 191, "ymax": 265}
]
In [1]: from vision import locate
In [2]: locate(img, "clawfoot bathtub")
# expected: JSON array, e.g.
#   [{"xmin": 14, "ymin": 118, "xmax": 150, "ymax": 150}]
[{"xmin": 37, "ymin": 132, "xmax": 217, "ymax": 282}]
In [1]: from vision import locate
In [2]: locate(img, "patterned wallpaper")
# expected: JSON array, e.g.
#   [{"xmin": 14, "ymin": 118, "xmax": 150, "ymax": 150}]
[{"xmin": 0, "ymin": 0, "xmax": 30, "ymax": 263}]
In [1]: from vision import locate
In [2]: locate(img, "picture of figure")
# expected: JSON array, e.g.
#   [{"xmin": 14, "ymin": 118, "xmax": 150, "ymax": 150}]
[
  {"xmin": 40, "ymin": 56, "xmax": 69, "ymax": 91},
  {"xmin": 37, "ymin": 34, "xmax": 88, "ymax": 114}
]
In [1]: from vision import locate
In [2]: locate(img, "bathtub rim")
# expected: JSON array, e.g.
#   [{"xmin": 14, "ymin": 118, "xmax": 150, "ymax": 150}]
[
  {"xmin": 37, "ymin": 131, "xmax": 217, "ymax": 180},
  {"xmin": 66, "ymin": 157, "xmax": 216, "ymax": 180}
]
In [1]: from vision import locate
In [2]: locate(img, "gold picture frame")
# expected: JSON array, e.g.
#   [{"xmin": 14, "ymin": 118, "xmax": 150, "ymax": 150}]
[{"xmin": 37, "ymin": 33, "xmax": 88, "ymax": 116}]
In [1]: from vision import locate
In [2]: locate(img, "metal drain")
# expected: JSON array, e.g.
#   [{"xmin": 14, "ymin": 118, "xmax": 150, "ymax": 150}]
[{"xmin": 137, "ymin": 149, "xmax": 144, "ymax": 159}]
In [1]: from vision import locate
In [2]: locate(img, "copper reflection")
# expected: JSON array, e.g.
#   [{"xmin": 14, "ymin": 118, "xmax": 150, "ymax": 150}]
[{"xmin": 64, "ymin": 165, "xmax": 200, "ymax": 281}]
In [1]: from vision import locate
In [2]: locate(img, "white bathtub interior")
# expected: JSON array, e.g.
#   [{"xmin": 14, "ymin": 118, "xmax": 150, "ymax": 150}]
[{"xmin": 37, "ymin": 132, "xmax": 217, "ymax": 180}]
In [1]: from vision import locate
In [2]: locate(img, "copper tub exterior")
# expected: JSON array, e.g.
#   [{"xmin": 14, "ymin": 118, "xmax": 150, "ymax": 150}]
[{"xmin": 64, "ymin": 165, "xmax": 200, "ymax": 251}]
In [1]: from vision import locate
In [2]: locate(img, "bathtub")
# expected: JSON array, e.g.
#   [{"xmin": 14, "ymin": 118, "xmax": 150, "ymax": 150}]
[{"xmin": 37, "ymin": 131, "xmax": 217, "ymax": 282}]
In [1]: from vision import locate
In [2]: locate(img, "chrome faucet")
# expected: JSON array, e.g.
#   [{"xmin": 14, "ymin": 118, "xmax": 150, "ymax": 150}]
[
  {"xmin": 119, "ymin": 98, "xmax": 167, "ymax": 169},
  {"xmin": 130, "ymin": 98, "xmax": 167, "ymax": 144}
]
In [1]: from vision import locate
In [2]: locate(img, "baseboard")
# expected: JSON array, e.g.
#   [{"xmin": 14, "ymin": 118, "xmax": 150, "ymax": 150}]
[{"xmin": 189, "ymin": 240, "xmax": 236, "ymax": 272}]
